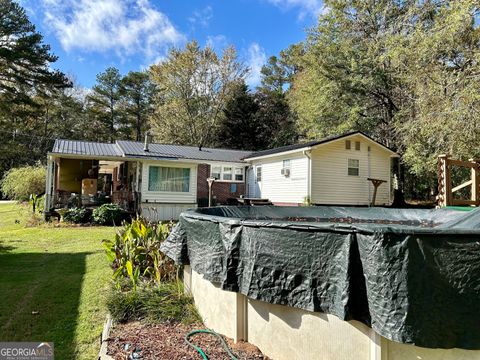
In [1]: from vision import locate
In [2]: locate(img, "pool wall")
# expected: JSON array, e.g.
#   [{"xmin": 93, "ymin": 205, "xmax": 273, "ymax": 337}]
[{"xmin": 185, "ymin": 266, "xmax": 480, "ymax": 360}]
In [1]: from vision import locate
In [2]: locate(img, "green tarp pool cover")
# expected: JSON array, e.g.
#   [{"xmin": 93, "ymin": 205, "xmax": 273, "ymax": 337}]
[{"xmin": 160, "ymin": 206, "xmax": 480, "ymax": 349}]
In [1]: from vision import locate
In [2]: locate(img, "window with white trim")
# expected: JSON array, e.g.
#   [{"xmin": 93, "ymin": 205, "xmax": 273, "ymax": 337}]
[
  {"xmin": 256, "ymin": 167, "xmax": 262, "ymax": 182},
  {"xmin": 348, "ymin": 159, "xmax": 360, "ymax": 176},
  {"xmin": 282, "ymin": 159, "xmax": 291, "ymax": 168},
  {"xmin": 148, "ymin": 166, "xmax": 190, "ymax": 192},
  {"xmin": 223, "ymin": 166, "xmax": 232, "ymax": 181},
  {"xmin": 235, "ymin": 168, "xmax": 243, "ymax": 181},
  {"xmin": 210, "ymin": 165, "xmax": 245, "ymax": 182},
  {"xmin": 212, "ymin": 165, "xmax": 221, "ymax": 180}
]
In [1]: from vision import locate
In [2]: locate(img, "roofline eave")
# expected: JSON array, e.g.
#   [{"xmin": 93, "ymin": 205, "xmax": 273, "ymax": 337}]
[{"xmin": 48, "ymin": 152, "xmax": 248, "ymax": 165}]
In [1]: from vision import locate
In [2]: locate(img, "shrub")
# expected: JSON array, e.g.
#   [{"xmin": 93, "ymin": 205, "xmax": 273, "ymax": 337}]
[
  {"xmin": 92, "ymin": 204, "xmax": 124, "ymax": 225},
  {"xmin": 106, "ymin": 282, "xmax": 200, "ymax": 324},
  {"xmin": 102, "ymin": 217, "xmax": 176, "ymax": 290},
  {"xmin": 0, "ymin": 164, "xmax": 46, "ymax": 201},
  {"xmin": 63, "ymin": 207, "xmax": 91, "ymax": 223}
]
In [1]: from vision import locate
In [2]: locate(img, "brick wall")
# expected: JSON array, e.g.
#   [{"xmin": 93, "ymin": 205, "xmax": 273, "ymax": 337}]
[{"xmin": 197, "ymin": 164, "xmax": 246, "ymax": 206}]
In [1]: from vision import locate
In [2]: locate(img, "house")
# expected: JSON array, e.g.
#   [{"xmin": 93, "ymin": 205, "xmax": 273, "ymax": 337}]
[
  {"xmin": 244, "ymin": 131, "xmax": 398, "ymax": 206},
  {"xmin": 44, "ymin": 139, "xmax": 250, "ymax": 220},
  {"xmin": 44, "ymin": 131, "xmax": 398, "ymax": 220}
]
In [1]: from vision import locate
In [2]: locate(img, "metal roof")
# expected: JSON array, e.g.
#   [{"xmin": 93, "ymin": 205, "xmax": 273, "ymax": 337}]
[
  {"xmin": 52, "ymin": 139, "xmax": 123, "ymax": 157},
  {"xmin": 51, "ymin": 132, "xmax": 394, "ymax": 163},
  {"xmin": 116, "ymin": 141, "xmax": 251, "ymax": 163},
  {"xmin": 244, "ymin": 131, "xmax": 396, "ymax": 159},
  {"xmin": 51, "ymin": 139, "xmax": 252, "ymax": 163}
]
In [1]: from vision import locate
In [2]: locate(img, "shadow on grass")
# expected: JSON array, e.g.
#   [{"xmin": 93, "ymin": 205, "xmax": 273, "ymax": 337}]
[
  {"xmin": 0, "ymin": 251, "xmax": 91, "ymax": 360},
  {"xmin": 0, "ymin": 243, "xmax": 16, "ymax": 253}
]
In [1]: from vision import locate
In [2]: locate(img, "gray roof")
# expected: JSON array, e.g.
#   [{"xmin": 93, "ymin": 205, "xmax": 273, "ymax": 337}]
[
  {"xmin": 52, "ymin": 139, "xmax": 123, "ymax": 157},
  {"xmin": 245, "ymin": 131, "xmax": 396, "ymax": 159},
  {"xmin": 117, "ymin": 141, "xmax": 251, "ymax": 163},
  {"xmin": 51, "ymin": 139, "xmax": 251, "ymax": 163}
]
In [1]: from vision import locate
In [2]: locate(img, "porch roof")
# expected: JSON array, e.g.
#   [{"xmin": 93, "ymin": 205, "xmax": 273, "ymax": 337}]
[{"xmin": 52, "ymin": 139, "xmax": 123, "ymax": 157}]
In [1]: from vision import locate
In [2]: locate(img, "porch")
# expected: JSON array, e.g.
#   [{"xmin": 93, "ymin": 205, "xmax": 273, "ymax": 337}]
[{"xmin": 45, "ymin": 156, "xmax": 141, "ymax": 214}]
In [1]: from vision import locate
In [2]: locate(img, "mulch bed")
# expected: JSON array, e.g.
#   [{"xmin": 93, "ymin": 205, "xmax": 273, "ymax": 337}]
[{"xmin": 107, "ymin": 321, "xmax": 266, "ymax": 360}]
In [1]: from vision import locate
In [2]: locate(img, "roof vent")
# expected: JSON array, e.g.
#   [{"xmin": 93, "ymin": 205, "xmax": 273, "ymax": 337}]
[{"xmin": 143, "ymin": 132, "xmax": 150, "ymax": 152}]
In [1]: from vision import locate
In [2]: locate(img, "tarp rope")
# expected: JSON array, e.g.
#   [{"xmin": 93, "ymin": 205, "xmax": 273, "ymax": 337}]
[{"xmin": 185, "ymin": 329, "xmax": 238, "ymax": 360}]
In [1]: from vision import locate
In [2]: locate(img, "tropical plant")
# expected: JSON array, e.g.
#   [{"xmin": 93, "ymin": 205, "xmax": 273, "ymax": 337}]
[
  {"xmin": 92, "ymin": 203, "xmax": 124, "ymax": 225},
  {"xmin": 102, "ymin": 217, "xmax": 176, "ymax": 290}
]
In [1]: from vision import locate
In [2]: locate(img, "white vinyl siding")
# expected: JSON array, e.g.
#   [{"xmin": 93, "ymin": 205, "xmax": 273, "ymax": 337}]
[
  {"xmin": 140, "ymin": 203, "xmax": 194, "ymax": 221},
  {"xmin": 311, "ymin": 135, "xmax": 391, "ymax": 205},
  {"xmin": 142, "ymin": 161, "xmax": 197, "ymax": 203},
  {"xmin": 249, "ymin": 154, "xmax": 308, "ymax": 204}
]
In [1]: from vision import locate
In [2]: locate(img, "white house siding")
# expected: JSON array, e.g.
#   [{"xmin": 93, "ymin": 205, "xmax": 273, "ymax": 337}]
[
  {"xmin": 141, "ymin": 203, "xmax": 195, "ymax": 221},
  {"xmin": 250, "ymin": 154, "xmax": 308, "ymax": 204},
  {"xmin": 311, "ymin": 135, "xmax": 392, "ymax": 205},
  {"xmin": 141, "ymin": 160, "xmax": 197, "ymax": 203}
]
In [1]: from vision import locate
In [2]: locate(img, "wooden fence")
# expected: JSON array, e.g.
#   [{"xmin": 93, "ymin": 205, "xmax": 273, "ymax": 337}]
[{"xmin": 437, "ymin": 154, "xmax": 480, "ymax": 207}]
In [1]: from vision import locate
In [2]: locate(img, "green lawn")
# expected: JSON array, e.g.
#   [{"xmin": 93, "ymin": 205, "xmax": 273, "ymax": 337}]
[{"xmin": 0, "ymin": 202, "xmax": 115, "ymax": 359}]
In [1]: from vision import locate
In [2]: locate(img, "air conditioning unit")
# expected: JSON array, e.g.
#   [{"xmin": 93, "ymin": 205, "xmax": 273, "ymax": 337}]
[{"xmin": 281, "ymin": 168, "xmax": 291, "ymax": 177}]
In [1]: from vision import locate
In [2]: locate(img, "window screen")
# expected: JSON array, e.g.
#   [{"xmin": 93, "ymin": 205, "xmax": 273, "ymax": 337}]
[
  {"xmin": 222, "ymin": 167, "xmax": 232, "ymax": 181},
  {"xmin": 235, "ymin": 168, "xmax": 244, "ymax": 181},
  {"xmin": 256, "ymin": 167, "xmax": 262, "ymax": 182},
  {"xmin": 348, "ymin": 159, "xmax": 359, "ymax": 176},
  {"xmin": 148, "ymin": 166, "xmax": 190, "ymax": 192},
  {"xmin": 212, "ymin": 166, "xmax": 221, "ymax": 180}
]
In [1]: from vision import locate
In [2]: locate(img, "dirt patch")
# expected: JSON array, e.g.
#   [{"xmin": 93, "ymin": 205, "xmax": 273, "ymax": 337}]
[{"xmin": 107, "ymin": 321, "xmax": 266, "ymax": 359}]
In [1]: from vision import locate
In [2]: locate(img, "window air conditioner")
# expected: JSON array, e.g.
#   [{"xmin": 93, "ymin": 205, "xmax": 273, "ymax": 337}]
[{"xmin": 281, "ymin": 168, "xmax": 290, "ymax": 177}]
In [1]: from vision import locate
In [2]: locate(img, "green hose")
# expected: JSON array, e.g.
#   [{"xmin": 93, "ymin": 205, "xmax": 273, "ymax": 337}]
[{"xmin": 185, "ymin": 329, "xmax": 238, "ymax": 360}]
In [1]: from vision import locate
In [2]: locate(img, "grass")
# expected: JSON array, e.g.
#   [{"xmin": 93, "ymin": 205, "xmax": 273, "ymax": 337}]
[{"xmin": 0, "ymin": 201, "xmax": 115, "ymax": 360}]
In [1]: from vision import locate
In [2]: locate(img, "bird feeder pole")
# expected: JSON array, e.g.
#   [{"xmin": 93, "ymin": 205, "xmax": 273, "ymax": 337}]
[{"xmin": 207, "ymin": 177, "xmax": 216, "ymax": 207}]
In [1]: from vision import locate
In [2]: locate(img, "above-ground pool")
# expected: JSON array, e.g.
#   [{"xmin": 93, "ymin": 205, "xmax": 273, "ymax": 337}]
[{"xmin": 161, "ymin": 206, "xmax": 480, "ymax": 350}]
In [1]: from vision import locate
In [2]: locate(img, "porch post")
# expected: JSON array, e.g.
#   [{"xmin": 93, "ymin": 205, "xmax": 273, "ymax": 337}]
[
  {"xmin": 44, "ymin": 156, "xmax": 54, "ymax": 219},
  {"xmin": 437, "ymin": 154, "xmax": 450, "ymax": 207},
  {"xmin": 470, "ymin": 159, "xmax": 480, "ymax": 206}
]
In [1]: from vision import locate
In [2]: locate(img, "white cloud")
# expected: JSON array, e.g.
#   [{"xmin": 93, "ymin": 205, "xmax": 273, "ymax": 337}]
[
  {"xmin": 41, "ymin": 0, "xmax": 185, "ymax": 61},
  {"xmin": 246, "ymin": 43, "xmax": 266, "ymax": 88},
  {"xmin": 189, "ymin": 6, "xmax": 213, "ymax": 28},
  {"xmin": 206, "ymin": 34, "xmax": 228, "ymax": 51},
  {"xmin": 266, "ymin": 0, "xmax": 324, "ymax": 19}
]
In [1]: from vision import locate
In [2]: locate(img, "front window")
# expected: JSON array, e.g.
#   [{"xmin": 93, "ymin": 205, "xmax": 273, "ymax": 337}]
[
  {"xmin": 210, "ymin": 165, "xmax": 244, "ymax": 182},
  {"xmin": 235, "ymin": 168, "xmax": 244, "ymax": 181},
  {"xmin": 222, "ymin": 167, "xmax": 232, "ymax": 181},
  {"xmin": 348, "ymin": 159, "xmax": 359, "ymax": 176},
  {"xmin": 148, "ymin": 166, "xmax": 190, "ymax": 192},
  {"xmin": 212, "ymin": 165, "xmax": 221, "ymax": 180},
  {"xmin": 283, "ymin": 159, "xmax": 291, "ymax": 168}
]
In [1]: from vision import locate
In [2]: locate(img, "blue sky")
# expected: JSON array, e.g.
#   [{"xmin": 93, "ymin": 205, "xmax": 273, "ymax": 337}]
[{"xmin": 21, "ymin": 0, "xmax": 323, "ymax": 88}]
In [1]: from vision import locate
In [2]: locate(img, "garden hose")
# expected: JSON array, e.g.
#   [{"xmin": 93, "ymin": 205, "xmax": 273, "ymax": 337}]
[{"xmin": 185, "ymin": 329, "xmax": 238, "ymax": 360}]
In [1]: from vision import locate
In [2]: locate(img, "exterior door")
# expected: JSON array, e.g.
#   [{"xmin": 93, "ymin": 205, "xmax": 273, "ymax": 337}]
[{"xmin": 255, "ymin": 166, "xmax": 262, "ymax": 198}]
